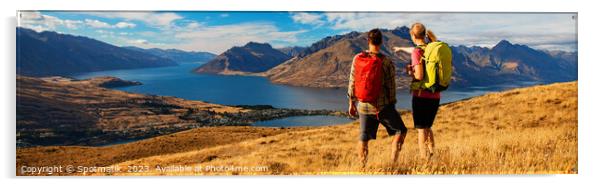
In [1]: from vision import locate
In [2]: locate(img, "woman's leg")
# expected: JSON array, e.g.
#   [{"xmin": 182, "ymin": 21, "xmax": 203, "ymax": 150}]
[
  {"xmin": 425, "ymin": 98, "xmax": 439, "ymax": 160},
  {"xmin": 426, "ymin": 128, "xmax": 435, "ymax": 158},
  {"xmin": 413, "ymin": 96, "xmax": 438, "ymax": 162},
  {"xmin": 417, "ymin": 128, "xmax": 428, "ymax": 160}
]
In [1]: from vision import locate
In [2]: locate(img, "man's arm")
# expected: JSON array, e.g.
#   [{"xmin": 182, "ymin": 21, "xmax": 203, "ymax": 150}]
[
  {"xmin": 348, "ymin": 56, "xmax": 357, "ymax": 101},
  {"xmin": 348, "ymin": 56, "xmax": 357, "ymax": 117}
]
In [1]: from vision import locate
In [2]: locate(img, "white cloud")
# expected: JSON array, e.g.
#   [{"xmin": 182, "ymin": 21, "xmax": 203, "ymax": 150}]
[
  {"xmin": 95, "ymin": 30, "xmax": 116, "ymax": 38},
  {"xmin": 138, "ymin": 31, "xmax": 160, "ymax": 37},
  {"xmin": 18, "ymin": 11, "xmax": 83, "ymax": 31},
  {"xmin": 184, "ymin": 22, "xmax": 202, "ymax": 30},
  {"xmin": 323, "ymin": 12, "xmax": 443, "ymax": 32},
  {"xmin": 115, "ymin": 22, "xmax": 136, "ymax": 28},
  {"xmin": 124, "ymin": 38, "xmax": 165, "ymax": 48},
  {"xmin": 127, "ymin": 39, "xmax": 149, "ymax": 45},
  {"xmin": 169, "ymin": 22, "xmax": 307, "ymax": 54},
  {"xmin": 82, "ymin": 12, "xmax": 182, "ymax": 29},
  {"xmin": 95, "ymin": 30, "xmax": 111, "ymax": 34},
  {"xmin": 85, "ymin": 19, "xmax": 112, "ymax": 28},
  {"xmin": 85, "ymin": 19, "xmax": 136, "ymax": 29},
  {"xmin": 63, "ymin": 20, "xmax": 83, "ymax": 29},
  {"xmin": 321, "ymin": 12, "xmax": 577, "ymax": 51},
  {"xmin": 291, "ymin": 12, "xmax": 325, "ymax": 26},
  {"xmin": 19, "ymin": 11, "xmax": 137, "ymax": 32}
]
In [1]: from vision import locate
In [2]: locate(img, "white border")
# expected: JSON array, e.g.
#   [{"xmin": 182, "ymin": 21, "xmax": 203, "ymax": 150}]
[{"xmin": 2, "ymin": 0, "xmax": 599, "ymax": 187}]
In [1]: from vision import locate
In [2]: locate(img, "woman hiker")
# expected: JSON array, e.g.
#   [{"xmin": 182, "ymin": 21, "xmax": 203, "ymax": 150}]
[{"xmin": 405, "ymin": 22, "xmax": 442, "ymax": 162}]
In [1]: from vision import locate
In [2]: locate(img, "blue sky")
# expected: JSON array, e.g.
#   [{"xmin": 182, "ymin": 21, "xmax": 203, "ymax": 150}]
[{"xmin": 18, "ymin": 11, "xmax": 577, "ymax": 54}]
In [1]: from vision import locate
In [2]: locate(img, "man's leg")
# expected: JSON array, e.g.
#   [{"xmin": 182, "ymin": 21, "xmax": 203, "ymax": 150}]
[
  {"xmin": 358, "ymin": 113, "xmax": 377, "ymax": 168},
  {"xmin": 378, "ymin": 104, "xmax": 409, "ymax": 164},
  {"xmin": 358, "ymin": 141, "xmax": 369, "ymax": 168},
  {"xmin": 391, "ymin": 131, "xmax": 407, "ymax": 164}
]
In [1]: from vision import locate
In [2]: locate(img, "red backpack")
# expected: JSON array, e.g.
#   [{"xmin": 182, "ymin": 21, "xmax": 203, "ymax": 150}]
[{"xmin": 353, "ymin": 51, "xmax": 384, "ymax": 104}]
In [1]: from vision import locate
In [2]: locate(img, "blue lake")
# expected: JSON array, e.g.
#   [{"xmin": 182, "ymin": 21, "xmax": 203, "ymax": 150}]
[{"xmin": 73, "ymin": 62, "xmax": 541, "ymax": 127}]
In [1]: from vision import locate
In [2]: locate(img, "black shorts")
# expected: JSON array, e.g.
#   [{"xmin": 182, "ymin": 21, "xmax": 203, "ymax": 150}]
[
  {"xmin": 412, "ymin": 96, "xmax": 440, "ymax": 129},
  {"xmin": 358, "ymin": 104, "xmax": 408, "ymax": 141}
]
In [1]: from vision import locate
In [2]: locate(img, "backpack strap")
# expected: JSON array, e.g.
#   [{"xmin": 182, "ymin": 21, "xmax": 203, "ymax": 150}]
[
  {"xmin": 416, "ymin": 44, "xmax": 429, "ymax": 63},
  {"xmin": 375, "ymin": 53, "xmax": 386, "ymax": 119},
  {"xmin": 360, "ymin": 50, "xmax": 368, "ymax": 56}
]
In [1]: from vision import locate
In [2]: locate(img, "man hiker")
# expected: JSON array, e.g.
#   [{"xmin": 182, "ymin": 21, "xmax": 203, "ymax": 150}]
[{"xmin": 347, "ymin": 28, "xmax": 408, "ymax": 167}]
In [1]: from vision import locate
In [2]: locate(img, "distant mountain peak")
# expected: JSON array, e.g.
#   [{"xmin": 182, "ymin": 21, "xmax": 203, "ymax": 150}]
[
  {"xmin": 492, "ymin": 40, "xmax": 537, "ymax": 53},
  {"xmin": 391, "ymin": 26, "xmax": 410, "ymax": 34},
  {"xmin": 195, "ymin": 41, "xmax": 289, "ymax": 74},
  {"xmin": 393, "ymin": 26, "xmax": 410, "ymax": 31},
  {"xmin": 244, "ymin": 41, "xmax": 272, "ymax": 48},
  {"xmin": 382, "ymin": 26, "xmax": 411, "ymax": 39},
  {"xmin": 494, "ymin": 39, "xmax": 514, "ymax": 49}
]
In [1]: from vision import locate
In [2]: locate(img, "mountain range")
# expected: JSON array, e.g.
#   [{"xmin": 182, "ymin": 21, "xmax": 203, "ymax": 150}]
[
  {"xmin": 16, "ymin": 27, "xmax": 212, "ymax": 77},
  {"xmin": 195, "ymin": 26, "xmax": 576, "ymax": 89},
  {"xmin": 451, "ymin": 40, "xmax": 577, "ymax": 86},
  {"xmin": 123, "ymin": 46, "xmax": 216, "ymax": 63},
  {"xmin": 17, "ymin": 26, "xmax": 577, "ymax": 89}
]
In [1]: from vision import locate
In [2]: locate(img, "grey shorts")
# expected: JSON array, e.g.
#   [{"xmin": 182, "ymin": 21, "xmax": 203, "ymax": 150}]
[{"xmin": 358, "ymin": 104, "xmax": 408, "ymax": 141}]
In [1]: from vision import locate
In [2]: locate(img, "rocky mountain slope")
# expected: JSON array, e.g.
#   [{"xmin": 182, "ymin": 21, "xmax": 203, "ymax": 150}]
[
  {"xmin": 265, "ymin": 27, "xmax": 414, "ymax": 88},
  {"xmin": 194, "ymin": 42, "xmax": 291, "ymax": 74},
  {"xmin": 277, "ymin": 46, "xmax": 306, "ymax": 57}
]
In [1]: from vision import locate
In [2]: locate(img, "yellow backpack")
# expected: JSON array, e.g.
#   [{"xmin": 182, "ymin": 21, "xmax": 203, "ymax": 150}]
[{"xmin": 411, "ymin": 41, "xmax": 453, "ymax": 92}]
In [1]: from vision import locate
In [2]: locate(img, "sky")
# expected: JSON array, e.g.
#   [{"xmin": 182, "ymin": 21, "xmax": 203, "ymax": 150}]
[{"xmin": 17, "ymin": 11, "xmax": 577, "ymax": 54}]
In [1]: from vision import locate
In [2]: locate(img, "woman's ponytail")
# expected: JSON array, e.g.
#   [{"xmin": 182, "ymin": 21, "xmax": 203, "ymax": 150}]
[{"xmin": 425, "ymin": 29, "xmax": 437, "ymax": 43}]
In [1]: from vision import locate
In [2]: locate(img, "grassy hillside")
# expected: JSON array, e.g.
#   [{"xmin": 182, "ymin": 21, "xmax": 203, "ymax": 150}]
[
  {"xmin": 17, "ymin": 126, "xmax": 312, "ymax": 176},
  {"xmin": 17, "ymin": 81, "xmax": 577, "ymax": 175}
]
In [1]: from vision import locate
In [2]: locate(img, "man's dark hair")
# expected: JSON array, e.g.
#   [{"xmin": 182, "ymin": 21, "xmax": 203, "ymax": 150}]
[{"xmin": 368, "ymin": 28, "xmax": 382, "ymax": 46}]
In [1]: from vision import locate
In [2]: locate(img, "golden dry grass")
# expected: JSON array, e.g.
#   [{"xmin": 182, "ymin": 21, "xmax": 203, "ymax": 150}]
[
  {"xmin": 16, "ymin": 126, "xmax": 311, "ymax": 176},
  {"xmin": 90, "ymin": 81, "xmax": 577, "ymax": 175}
]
